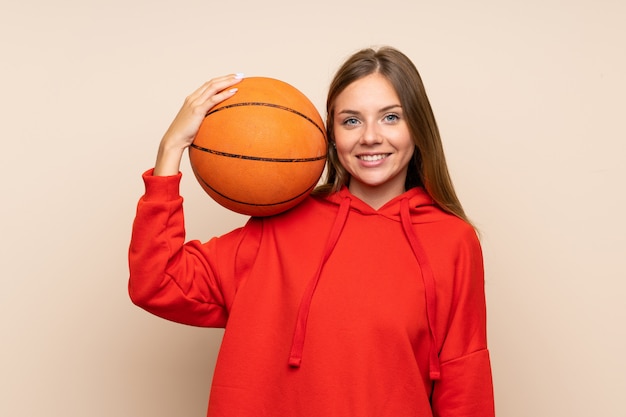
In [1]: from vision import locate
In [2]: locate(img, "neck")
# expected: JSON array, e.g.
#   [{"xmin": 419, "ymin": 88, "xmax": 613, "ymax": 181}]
[{"xmin": 348, "ymin": 182, "xmax": 406, "ymax": 210}]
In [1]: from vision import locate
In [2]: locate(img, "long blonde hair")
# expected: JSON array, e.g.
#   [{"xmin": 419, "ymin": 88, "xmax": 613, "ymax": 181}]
[{"xmin": 315, "ymin": 46, "xmax": 472, "ymax": 225}]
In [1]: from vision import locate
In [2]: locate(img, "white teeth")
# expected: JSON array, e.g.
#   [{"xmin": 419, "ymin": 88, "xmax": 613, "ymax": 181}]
[{"xmin": 359, "ymin": 154, "xmax": 387, "ymax": 161}]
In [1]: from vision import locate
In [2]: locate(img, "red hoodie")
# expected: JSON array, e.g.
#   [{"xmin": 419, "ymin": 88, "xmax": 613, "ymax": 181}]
[{"xmin": 128, "ymin": 169, "xmax": 495, "ymax": 417}]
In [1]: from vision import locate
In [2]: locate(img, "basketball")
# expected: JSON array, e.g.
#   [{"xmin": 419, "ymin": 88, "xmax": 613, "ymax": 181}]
[{"xmin": 189, "ymin": 77, "xmax": 327, "ymax": 217}]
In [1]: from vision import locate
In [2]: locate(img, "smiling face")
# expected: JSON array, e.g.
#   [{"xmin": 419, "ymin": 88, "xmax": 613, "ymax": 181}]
[{"xmin": 333, "ymin": 72, "xmax": 415, "ymax": 208}]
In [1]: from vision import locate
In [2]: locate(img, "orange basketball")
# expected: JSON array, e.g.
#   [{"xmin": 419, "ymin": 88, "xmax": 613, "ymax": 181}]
[{"xmin": 189, "ymin": 77, "xmax": 327, "ymax": 217}]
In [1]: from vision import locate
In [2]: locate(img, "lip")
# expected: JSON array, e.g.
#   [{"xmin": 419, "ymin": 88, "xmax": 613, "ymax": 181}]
[{"xmin": 356, "ymin": 153, "xmax": 391, "ymax": 166}]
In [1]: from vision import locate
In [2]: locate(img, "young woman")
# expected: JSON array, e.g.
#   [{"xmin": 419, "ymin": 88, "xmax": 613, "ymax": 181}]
[{"xmin": 129, "ymin": 46, "xmax": 495, "ymax": 416}]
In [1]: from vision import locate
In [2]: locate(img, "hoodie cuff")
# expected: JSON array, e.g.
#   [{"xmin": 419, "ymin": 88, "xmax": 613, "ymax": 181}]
[{"xmin": 141, "ymin": 168, "xmax": 182, "ymax": 202}]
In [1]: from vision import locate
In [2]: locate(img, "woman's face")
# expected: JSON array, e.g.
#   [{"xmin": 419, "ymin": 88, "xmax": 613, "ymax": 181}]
[{"xmin": 333, "ymin": 73, "xmax": 415, "ymax": 206}]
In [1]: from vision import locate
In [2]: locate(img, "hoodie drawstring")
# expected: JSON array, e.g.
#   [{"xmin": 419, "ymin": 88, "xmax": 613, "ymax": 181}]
[
  {"xmin": 400, "ymin": 198, "xmax": 441, "ymax": 380},
  {"xmin": 288, "ymin": 196, "xmax": 352, "ymax": 368},
  {"xmin": 287, "ymin": 195, "xmax": 441, "ymax": 380}
]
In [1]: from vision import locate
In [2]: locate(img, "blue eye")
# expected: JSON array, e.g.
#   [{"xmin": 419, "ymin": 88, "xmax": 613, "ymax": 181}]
[
  {"xmin": 384, "ymin": 113, "xmax": 399, "ymax": 122},
  {"xmin": 343, "ymin": 117, "xmax": 359, "ymax": 126}
]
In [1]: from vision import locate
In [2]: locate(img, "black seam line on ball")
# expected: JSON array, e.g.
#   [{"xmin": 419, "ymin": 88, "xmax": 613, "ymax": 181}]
[
  {"xmin": 205, "ymin": 102, "xmax": 326, "ymax": 138},
  {"xmin": 197, "ymin": 175, "xmax": 316, "ymax": 207},
  {"xmin": 190, "ymin": 144, "xmax": 326, "ymax": 162}
]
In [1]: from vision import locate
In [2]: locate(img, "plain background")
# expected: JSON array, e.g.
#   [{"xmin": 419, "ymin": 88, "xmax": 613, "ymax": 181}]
[{"xmin": 1, "ymin": 0, "xmax": 624, "ymax": 416}]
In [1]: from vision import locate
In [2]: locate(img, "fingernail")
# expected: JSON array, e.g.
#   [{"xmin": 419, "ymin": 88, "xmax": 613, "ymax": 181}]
[
  {"xmin": 234, "ymin": 72, "xmax": 245, "ymax": 79},
  {"xmin": 228, "ymin": 88, "xmax": 238, "ymax": 93}
]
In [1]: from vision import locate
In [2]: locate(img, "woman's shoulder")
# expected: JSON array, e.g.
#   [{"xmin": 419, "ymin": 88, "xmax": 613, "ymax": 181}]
[{"xmin": 263, "ymin": 193, "xmax": 337, "ymax": 223}]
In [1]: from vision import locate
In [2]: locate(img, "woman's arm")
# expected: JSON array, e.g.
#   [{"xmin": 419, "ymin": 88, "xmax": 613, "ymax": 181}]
[
  {"xmin": 431, "ymin": 228, "xmax": 495, "ymax": 416},
  {"xmin": 154, "ymin": 74, "xmax": 243, "ymax": 176},
  {"xmin": 128, "ymin": 75, "xmax": 244, "ymax": 326}
]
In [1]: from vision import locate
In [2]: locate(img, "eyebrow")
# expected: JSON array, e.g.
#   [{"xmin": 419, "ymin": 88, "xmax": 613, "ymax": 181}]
[{"xmin": 336, "ymin": 104, "xmax": 402, "ymax": 115}]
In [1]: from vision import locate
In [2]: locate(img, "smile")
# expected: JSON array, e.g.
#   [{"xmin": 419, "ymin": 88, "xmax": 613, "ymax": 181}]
[{"xmin": 358, "ymin": 154, "xmax": 390, "ymax": 162}]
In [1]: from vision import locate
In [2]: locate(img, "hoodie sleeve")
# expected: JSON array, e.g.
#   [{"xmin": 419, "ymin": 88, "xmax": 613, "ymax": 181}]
[
  {"xmin": 431, "ymin": 226, "xmax": 495, "ymax": 417},
  {"xmin": 127, "ymin": 169, "xmax": 259, "ymax": 327}
]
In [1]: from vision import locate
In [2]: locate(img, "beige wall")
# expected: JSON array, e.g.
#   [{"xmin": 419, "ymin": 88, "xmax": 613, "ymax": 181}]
[{"xmin": 1, "ymin": 0, "xmax": 624, "ymax": 416}]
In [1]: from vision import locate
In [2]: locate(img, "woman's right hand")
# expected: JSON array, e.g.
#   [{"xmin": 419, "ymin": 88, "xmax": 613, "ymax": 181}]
[{"xmin": 153, "ymin": 74, "xmax": 243, "ymax": 176}]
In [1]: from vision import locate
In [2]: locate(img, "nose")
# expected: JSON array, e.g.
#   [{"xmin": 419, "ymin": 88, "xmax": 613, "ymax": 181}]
[{"xmin": 359, "ymin": 122, "xmax": 383, "ymax": 145}]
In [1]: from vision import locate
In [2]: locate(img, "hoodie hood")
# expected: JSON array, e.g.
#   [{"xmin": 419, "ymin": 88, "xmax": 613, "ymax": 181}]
[{"xmin": 288, "ymin": 186, "xmax": 442, "ymax": 380}]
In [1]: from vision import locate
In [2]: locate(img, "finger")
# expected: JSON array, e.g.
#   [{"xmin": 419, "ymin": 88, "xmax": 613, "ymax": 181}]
[
  {"xmin": 189, "ymin": 73, "xmax": 244, "ymax": 104},
  {"xmin": 207, "ymin": 83, "xmax": 240, "ymax": 106}
]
